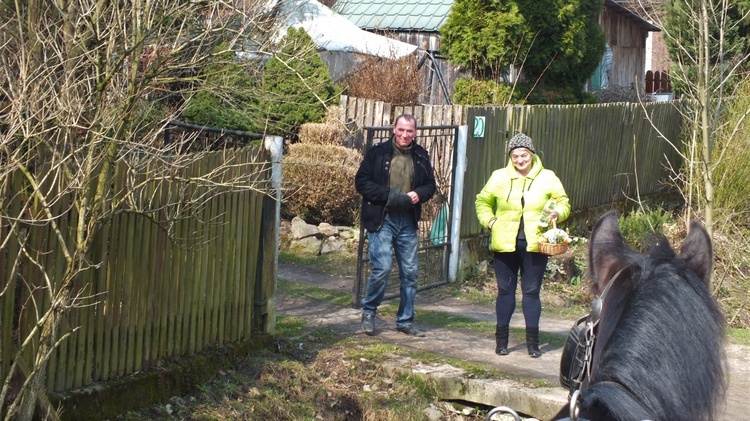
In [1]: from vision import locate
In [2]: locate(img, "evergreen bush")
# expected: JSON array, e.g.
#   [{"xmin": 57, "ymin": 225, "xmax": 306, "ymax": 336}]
[
  {"xmin": 617, "ymin": 207, "xmax": 672, "ymax": 252},
  {"xmin": 452, "ymin": 78, "xmax": 523, "ymax": 105},
  {"xmin": 263, "ymin": 27, "xmax": 341, "ymax": 140},
  {"xmin": 182, "ymin": 44, "xmax": 261, "ymax": 132},
  {"xmin": 281, "ymin": 143, "xmax": 361, "ymax": 226}
]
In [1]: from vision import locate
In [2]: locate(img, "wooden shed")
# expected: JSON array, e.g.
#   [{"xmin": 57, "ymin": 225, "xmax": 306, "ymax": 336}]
[{"xmin": 593, "ymin": 0, "xmax": 661, "ymax": 90}]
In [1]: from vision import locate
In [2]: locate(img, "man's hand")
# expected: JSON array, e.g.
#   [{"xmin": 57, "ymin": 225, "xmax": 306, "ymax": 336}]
[
  {"xmin": 407, "ymin": 191, "xmax": 420, "ymax": 204},
  {"xmin": 387, "ymin": 188, "xmax": 413, "ymax": 208}
]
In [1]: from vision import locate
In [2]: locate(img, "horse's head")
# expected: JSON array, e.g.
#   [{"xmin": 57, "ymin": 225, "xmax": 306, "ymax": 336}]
[
  {"xmin": 588, "ymin": 210, "xmax": 713, "ymax": 296},
  {"xmin": 556, "ymin": 210, "xmax": 726, "ymax": 421}
]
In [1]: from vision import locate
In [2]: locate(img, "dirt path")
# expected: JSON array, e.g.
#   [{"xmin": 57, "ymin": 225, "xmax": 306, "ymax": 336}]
[{"xmin": 277, "ymin": 262, "xmax": 749, "ymax": 420}]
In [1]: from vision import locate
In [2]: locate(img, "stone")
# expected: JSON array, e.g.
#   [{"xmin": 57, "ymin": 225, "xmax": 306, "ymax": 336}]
[
  {"xmin": 291, "ymin": 216, "xmax": 320, "ymax": 239},
  {"xmin": 321, "ymin": 236, "xmax": 345, "ymax": 255},
  {"xmin": 318, "ymin": 222, "xmax": 338, "ymax": 237},
  {"xmin": 288, "ymin": 236, "xmax": 322, "ymax": 256},
  {"xmin": 423, "ymin": 405, "xmax": 442, "ymax": 421}
]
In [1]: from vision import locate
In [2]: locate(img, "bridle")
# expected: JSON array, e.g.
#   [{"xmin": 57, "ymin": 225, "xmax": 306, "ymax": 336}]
[{"xmin": 565, "ymin": 266, "xmax": 628, "ymax": 421}]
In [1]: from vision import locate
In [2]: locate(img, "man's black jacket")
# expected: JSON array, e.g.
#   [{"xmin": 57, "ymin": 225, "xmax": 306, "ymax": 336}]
[{"xmin": 355, "ymin": 139, "xmax": 437, "ymax": 233}]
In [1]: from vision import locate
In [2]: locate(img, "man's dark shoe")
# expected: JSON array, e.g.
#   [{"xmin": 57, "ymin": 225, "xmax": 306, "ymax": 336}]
[
  {"xmin": 361, "ymin": 314, "xmax": 375, "ymax": 335},
  {"xmin": 396, "ymin": 325, "xmax": 426, "ymax": 337}
]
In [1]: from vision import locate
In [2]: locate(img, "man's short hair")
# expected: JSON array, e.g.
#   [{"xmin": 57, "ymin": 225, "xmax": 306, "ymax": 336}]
[{"xmin": 393, "ymin": 114, "xmax": 417, "ymax": 128}]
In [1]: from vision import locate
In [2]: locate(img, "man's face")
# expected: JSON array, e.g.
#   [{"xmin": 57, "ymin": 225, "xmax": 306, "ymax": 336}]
[{"xmin": 393, "ymin": 118, "xmax": 416, "ymax": 147}]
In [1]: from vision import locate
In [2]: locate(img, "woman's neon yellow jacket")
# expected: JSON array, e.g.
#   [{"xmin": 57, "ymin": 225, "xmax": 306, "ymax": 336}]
[{"xmin": 475, "ymin": 154, "xmax": 570, "ymax": 253}]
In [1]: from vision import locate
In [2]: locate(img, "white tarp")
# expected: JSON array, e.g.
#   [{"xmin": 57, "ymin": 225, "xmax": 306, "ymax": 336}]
[{"xmin": 270, "ymin": 0, "xmax": 418, "ymax": 59}]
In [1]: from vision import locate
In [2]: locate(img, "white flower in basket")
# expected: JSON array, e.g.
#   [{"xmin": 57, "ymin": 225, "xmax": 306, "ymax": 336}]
[
  {"xmin": 540, "ymin": 227, "xmax": 571, "ymax": 245},
  {"xmin": 538, "ymin": 220, "xmax": 571, "ymax": 255}
]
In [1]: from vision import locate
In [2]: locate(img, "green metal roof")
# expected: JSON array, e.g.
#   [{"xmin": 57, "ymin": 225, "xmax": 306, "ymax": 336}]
[{"xmin": 332, "ymin": 0, "xmax": 454, "ymax": 32}]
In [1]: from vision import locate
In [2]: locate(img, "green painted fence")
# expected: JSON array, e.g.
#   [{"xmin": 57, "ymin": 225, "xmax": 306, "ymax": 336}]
[
  {"xmin": 0, "ymin": 144, "xmax": 279, "ymax": 394},
  {"xmin": 461, "ymin": 102, "xmax": 684, "ymax": 236}
]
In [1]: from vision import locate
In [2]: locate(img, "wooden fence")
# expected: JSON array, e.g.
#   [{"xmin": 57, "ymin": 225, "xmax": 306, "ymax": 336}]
[
  {"xmin": 0, "ymin": 144, "xmax": 279, "ymax": 395},
  {"xmin": 337, "ymin": 95, "xmax": 467, "ymax": 129},
  {"xmin": 461, "ymin": 102, "xmax": 684, "ymax": 236},
  {"xmin": 334, "ymin": 95, "xmax": 684, "ymax": 236}
]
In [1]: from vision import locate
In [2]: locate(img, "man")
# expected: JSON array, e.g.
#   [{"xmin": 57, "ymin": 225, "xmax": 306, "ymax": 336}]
[{"xmin": 355, "ymin": 114, "xmax": 436, "ymax": 337}]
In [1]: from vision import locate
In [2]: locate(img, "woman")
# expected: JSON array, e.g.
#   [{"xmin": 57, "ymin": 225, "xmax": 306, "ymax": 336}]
[{"xmin": 475, "ymin": 133, "xmax": 570, "ymax": 358}]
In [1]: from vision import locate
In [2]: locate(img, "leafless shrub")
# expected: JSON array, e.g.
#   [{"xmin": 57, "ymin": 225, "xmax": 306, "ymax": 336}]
[
  {"xmin": 341, "ymin": 55, "xmax": 422, "ymax": 105},
  {"xmin": 298, "ymin": 122, "xmax": 347, "ymax": 146},
  {"xmin": 594, "ymin": 84, "xmax": 652, "ymax": 103},
  {"xmin": 282, "ymin": 144, "xmax": 362, "ymax": 225}
]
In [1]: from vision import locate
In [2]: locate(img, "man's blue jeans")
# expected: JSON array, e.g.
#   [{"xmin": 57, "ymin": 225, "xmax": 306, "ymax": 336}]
[{"xmin": 361, "ymin": 212, "xmax": 419, "ymax": 327}]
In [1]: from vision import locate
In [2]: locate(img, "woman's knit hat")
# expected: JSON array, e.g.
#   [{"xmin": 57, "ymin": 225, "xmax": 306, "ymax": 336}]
[{"xmin": 507, "ymin": 133, "xmax": 535, "ymax": 154}]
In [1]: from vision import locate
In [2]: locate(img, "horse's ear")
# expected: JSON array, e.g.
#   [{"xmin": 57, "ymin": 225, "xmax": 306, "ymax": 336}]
[
  {"xmin": 589, "ymin": 210, "xmax": 629, "ymax": 294},
  {"xmin": 678, "ymin": 220, "xmax": 713, "ymax": 286}
]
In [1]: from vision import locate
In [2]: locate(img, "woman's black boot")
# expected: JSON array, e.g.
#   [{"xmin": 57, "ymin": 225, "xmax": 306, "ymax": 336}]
[
  {"xmin": 526, "ymin": 327, "xmax": 542, "ymax": 358},
  {"xmin": 495, "ymin": 324, "xmax": 510, "ymax": 355}
]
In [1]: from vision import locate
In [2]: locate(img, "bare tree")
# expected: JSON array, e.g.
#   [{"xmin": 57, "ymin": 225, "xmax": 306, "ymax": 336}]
[
  {"xmin": 0, "ymin": 1, "xmax": 283, "ymax": 419},
  {"xmin": 634, "ymin": 0, "xmax": 750, "ymax": 237}
]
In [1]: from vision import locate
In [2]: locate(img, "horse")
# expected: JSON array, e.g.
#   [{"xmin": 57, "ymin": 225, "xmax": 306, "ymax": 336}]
[{"xmin": 553, "ymin": 210, "xmax": 727, "ymax": 421}]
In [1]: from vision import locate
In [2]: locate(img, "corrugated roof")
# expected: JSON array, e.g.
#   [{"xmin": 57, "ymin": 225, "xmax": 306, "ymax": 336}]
[{"xmin": 332, "ymin": 0, "xmax": 454, "ymax": 32}]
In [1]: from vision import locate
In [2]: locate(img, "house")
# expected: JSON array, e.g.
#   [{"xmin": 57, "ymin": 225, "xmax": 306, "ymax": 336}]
[
  {"xmin": 332, "ymin": 0, "xmax": 462, "ymax": 105},
  {"xmin": 253, "ymin": 0, "xmax": 418, "ymax": 81},
  {"xmin": 333, "ymin": 0, "xmax": 661, "ymax": 103}
]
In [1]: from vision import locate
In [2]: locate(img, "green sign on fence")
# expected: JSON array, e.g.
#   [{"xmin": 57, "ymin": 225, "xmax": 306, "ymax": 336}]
[{"xmin": 473, "ymin": 116, "xmax": 485, "ymax": 138}]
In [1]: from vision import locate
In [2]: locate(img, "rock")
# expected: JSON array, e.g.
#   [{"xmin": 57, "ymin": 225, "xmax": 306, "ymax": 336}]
[
  {"xmin": 318, "ymin": 222, "xmax": 338, "ymax": 237},
  {"xmin": 288, "ymin": 236, "xmax": 322, "ymax": 256},
  {"xmin": 321, "ymin": 237, "xmax": 346, "ymax": 255},
  {"xmin": 291, "ymin": 216, "xmax": 320, "ymax": 239},
  {"xmin": 423, "ymin": 405, "xmax": 443, "ymax": 421}
]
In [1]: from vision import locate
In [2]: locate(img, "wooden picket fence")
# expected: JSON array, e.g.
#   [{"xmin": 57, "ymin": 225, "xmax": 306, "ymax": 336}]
[
  {"xmin": 0, "ymin": 143, "xmax": 278, "ymax": 394},
  {"xmin": 337, "ymin": 95, "xmax": 466, "ymax": 129}
]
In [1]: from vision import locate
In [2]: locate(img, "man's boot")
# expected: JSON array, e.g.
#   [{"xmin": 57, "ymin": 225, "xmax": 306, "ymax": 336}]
[
  {"xmin": 526, "ymin": 327, "xmax": 541, "ymax": 358},
  {"xmin": 495, "ymin": 324, "xmax": 509, "ymax": 355}
]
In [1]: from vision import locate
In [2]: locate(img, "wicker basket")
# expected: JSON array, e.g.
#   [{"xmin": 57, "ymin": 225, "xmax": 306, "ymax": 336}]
[
  {"xmin": 538, "ymin": 220, "xmax": 569, "ymax": 256},
  {"xmin": 538, "ymin": 241, "xmax": 568, "ymax": 256}
]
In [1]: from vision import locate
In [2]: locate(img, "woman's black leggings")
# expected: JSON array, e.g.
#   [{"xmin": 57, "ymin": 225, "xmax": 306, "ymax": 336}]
[{"xmin": 492, "ymin": 239, "xmax": 549, "ymax": 328}]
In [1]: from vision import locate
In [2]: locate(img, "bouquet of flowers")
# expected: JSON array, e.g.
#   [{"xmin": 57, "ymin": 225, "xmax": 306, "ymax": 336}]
[
  {"xmin": 537, "ymin": 221, "xmax": 572, "ymax": 255},
  {"xmin": 539, "ymin": 227, "xmax": 572, "ymax": 245}
]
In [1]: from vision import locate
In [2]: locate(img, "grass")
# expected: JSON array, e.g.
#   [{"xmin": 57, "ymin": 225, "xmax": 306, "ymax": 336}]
[
  {"xmin": 728, "ymin": 328, "xmax": 750, "ymax": 346},
  {"xmin": 117, "ymin": 210, "xmax": 747, "ymax": 419},
  {"xmin": 279, "ymin": 251, "xmax": 359, "ymax": 277},
  {"xmin": 277, "ymin": 278, "xmax": 353, "ymax": 307},
  {"xmin": 117, "ymin": 314, "xmax": 464, "ymax": 420}
]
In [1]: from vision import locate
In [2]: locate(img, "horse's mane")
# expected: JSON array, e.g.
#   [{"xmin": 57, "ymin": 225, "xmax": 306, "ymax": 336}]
[{"xmin": 576, "ymin": 211, "xmax": 727, "ymax": 421}]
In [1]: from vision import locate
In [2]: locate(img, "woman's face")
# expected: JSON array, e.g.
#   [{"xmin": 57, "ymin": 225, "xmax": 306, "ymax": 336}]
[{"xmin": 510, "ymin": 148, "xmax": 533, "ymax": 174}]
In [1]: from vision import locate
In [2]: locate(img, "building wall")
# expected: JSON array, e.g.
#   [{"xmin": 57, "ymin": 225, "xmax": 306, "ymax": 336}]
[
  {"xmin": 647, "ymin": 31, "xmax": 671, "ymax": 72},
  {"xmin": 601, "ymin": 7, "xmax": 649, "ymax": 88}
]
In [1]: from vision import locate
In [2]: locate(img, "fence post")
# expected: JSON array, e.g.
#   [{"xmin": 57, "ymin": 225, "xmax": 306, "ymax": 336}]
[
  {"xmin": 449, "ymin": 125, "xmax": 468, "ymax": 283},
  {"xmin": 257, "ymin": 135, "xmax": 283, "ymax": 334}
]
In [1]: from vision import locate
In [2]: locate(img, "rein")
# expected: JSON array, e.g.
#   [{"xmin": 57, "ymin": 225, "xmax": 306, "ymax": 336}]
[{"xmin": 566, "ymin": 266, "xmax": 628, "ymax": 421}]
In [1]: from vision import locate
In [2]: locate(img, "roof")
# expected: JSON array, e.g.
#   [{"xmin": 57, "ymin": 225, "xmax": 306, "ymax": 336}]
[
  {"xmin": 332, "ymin": 0, "xmax": 454, "ymax": 32},
  {"xmin": 333, "ymin": 0, "xmax": 660, "ymax": 33},
  {"xmin": 266, "ymin": 0, "xmax": 418, "ymax": 58},
  {"xmin": 605, "ymin": 0, "xmax": 661, "ymax": 31}
]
